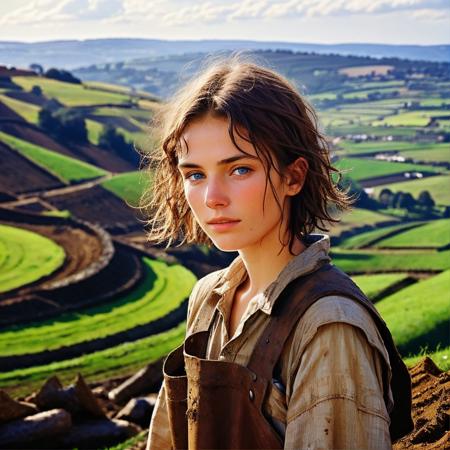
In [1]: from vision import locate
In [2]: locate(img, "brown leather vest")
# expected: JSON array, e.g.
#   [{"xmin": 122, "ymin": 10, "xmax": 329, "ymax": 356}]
[{"xmin": 163, "ymin": 263, "xmax": 413, "ymax": 449}]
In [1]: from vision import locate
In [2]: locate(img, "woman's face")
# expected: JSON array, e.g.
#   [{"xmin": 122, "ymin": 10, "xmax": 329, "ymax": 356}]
[{"xmin": 178, "ymin": 114, "xmax": 293, "ymax": 253}]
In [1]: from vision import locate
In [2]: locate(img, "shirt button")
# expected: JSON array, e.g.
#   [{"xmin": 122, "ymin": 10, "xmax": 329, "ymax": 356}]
[{"xmin": 249, "ymin": 389, "xmax": 255, "ymax": 401}]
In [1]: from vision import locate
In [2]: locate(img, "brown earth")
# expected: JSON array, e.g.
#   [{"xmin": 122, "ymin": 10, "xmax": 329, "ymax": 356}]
[
  {"xmin": 394, "ymin": 357, "xmax": 449, "ymax": 449},
  {"xmin": 45, "ymin": 185, "xmax": 144, "ymax": 234},
  {"xmin": 0, "ymin": 141, "xmax": 65, "ymax": 195}
]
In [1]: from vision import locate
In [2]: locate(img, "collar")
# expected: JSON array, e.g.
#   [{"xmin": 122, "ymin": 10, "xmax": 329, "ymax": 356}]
[{"xmin": 211, "ymin": 234, "xmax": 331, "ymax": 314}]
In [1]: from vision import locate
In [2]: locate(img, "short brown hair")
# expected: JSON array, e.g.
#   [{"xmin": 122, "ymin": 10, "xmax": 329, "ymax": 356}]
[{"xmin": 141, "ymin": 54, "xmax": 352, "ymax": 250}]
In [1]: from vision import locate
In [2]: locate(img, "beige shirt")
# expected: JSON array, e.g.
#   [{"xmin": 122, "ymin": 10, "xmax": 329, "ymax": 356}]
[{"xmin": 147, "ymin": 234, "xmax": 393, "ymax": 450}]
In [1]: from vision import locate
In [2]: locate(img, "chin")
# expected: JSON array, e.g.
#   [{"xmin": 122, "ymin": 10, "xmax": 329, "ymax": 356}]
[{"xmin": 210, "ymin": 237, "xmax": 242, "ymax": 253}]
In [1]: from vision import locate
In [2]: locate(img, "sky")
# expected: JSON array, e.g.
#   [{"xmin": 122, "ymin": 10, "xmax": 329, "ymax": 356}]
[{"xmin": 0, "ymin": 0, "xmax": 449, "ymax": 45}]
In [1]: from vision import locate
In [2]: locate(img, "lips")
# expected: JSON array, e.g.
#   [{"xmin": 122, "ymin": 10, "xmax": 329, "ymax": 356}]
[{"xmin": 207, "ymin": 217, "xmax": 240, "ymax": 224}]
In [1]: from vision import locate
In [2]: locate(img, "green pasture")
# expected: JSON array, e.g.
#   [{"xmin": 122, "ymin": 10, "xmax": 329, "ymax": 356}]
[
  {"xmin": 12, "ymin": 76, "xmax": 131, "ymax": 107},
  {"xmin": 351, "ymin": 273, "xmax": 409, "ymax": 301},
  {"xmin": 0, "ymin": 225, "xmax": 65, "ymax": 293},
  {"xmin": 375, "ymin": 219, "xmax": 450, "ymax": 248},
  {"xmin": 330, "ymin": 207, "xmax": 399, "ymax": 237},
  {"xmin": 85, "ymin": 118, "xmax": 104, "ymax": 145},
  {"xmin": 332, "ymin": 248, "xmax": 450, "ymax": 273},
  {"xmin": 372, "ymin": 175, "xmax": 450, "ymax": 206},
  {"xmin": 376, "ymin": 270, "xmax": 450, "ymax": 355},
  {"xmin": 102, "ymin": 171, "xmax": 152, "ymax": 207},
  {"xmin": 339, "ymin": 222, "xmax": 422, "ymax": 249},
  {"xmin": 93, "ymin": 106, "xmax": 153, "ymax": 122},
  {"xmin": 0, "ymin": 131, "xmax": 107, "ymax": 182},
  {"xmin": 404, "ymin": 345, "xmax": 450, "ymax": 371},
  {"xmin": 0, "ymin": 258, "xmax": 195, "ymax": 357},
  {"xmin": 0, "ymin": 322, "xmax": 185, "ymax": 398},
  {"xmin": 335, "ymin": 157, "xmax": 443, "ymax": 182},
  {"xmin": 0, "ymin": 95, "xmax": 39, "ymax": 124},
  {"xmin": 326, "ymin": 124, "xmax": 417, "ymax": 138},
  {"xmin": 338, "ymin": 141, "xmax": 444, "ymax": 156},
  {"xmin": 342, "ymin": 87, "xmax": 407, "ymax": 100},
  {"xmin": 373, "ymin": 110, "xmax": 448, "ymax": 127},
  {"xmin": 84, "ymin": 81, "xmax": 156, "ymax": 101}
]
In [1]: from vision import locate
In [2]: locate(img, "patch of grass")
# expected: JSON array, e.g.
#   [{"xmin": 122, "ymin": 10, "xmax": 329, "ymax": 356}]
[
  {"xmin": 0, "ymin": 94, "xmax": 39, "ymax": 123},
  {"xmin": 12, "ymin": 76, "xmax": 131, "ymax": 107},
  {"xmin": 351, "ymin": 273, "xmax": 409, "ymax": 301},
  {"xmin": 0, "ymin": 258, "xmax": 195, "ymax": 357},
  {"xmin": 330, "ymin": 207, "xmax": 399, "ymax": 237},
  {"xmin": 0, "ymin": 131, "xmax": 107, "ymax": 182},
  {"xmin": 376, "ymin": 270, "xmax": 450, "ymax": 355},
  {"xmin": 0, "ymin": 322, "xmax": 186, "ymax": 398},
  {"xmin": 372, "ymin": 175, "xmax": 450, "ymax": 206},
  {"xmin": 339, "ymin": 223, "xmax": 420, "ymax": 249},
  {"xmin": 376, "ymin": 219, "xmax": 450, "ymax": 248},
  {"xmin": 338, "ymin": 140, "xmax": 443, "ymax": 156},
  {"xmin": 101, "ymin": 171, "xmax": 152, "ymax": 207},
  {"xmin": 398, "ymin": 146, "xmax": 450, "ymax": 164},
  {"xmin": 403, "ymin": 345, "xmax": 450, "ymax": 371},
  {"xmin": 0, "ymin": 225, "xmax": 65, "ymax": 293},
  {"xmin": 373, "ymin": 110, "xmax": 448, "ymax": 127},
  {"xmin": 335, "ymin": 157, "xmax": 444, "ymax": 182},
  {"xmin": 332, "ymin": 248, "xmax": 450, "ymax": 273}
]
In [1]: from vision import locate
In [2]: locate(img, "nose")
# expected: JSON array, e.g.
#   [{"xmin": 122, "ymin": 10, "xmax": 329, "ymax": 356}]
[{"xmin": 205, "ymin": 177, "xmax": 230, "ymax": 209}]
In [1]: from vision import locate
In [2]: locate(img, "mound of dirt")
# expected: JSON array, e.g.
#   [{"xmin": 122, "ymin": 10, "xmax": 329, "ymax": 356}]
[{"xmin": 394, "ymin": 357, "xmax": 449, "ymax": 449}]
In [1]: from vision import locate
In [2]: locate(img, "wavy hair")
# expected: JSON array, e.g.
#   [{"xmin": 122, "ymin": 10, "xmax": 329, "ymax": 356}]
[{"xmin": 140, "ymin": 54, "xmax": 352, "ymax": 251}]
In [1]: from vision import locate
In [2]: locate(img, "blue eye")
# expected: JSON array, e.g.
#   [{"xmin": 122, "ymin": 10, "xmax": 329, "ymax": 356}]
[
  {"xmin": 233, "ymin": 167, "xmax": 251, "ymax": 176},
  {"xmin": 187, "ymin": 172, "xmax": 204, "ymax": 181}
]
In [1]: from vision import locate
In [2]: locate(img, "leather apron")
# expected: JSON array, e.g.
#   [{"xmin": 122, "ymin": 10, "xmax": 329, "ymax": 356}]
[{"xmin": 162, "ymin": 263, "xmax": 413, "ymax": 449}]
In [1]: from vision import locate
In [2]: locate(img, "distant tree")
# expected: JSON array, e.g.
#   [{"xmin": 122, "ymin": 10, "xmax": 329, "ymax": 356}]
[
  {"xmin": 31, "ymin": 85, "xmax": 43, "ymax": 96},
  {"xmin": 44, "ymin": 68, "xmax": 81, "ymax": 84},
  {"xmin": 99, "ymin": 125, "xmax": 139, "ymax": 166},
  {"xmin": 39, "ymin": 105, "xmax": 87, "ymax": 143},
  {"xmin": 29, "ymin": 63, "xmax": 43, "ymax": 75},
  {"xmin": 43, "ymin": 98, "xmax": 63, "ymax": 112},
  {"xmin": 443, "ymin": 206, "xmax": 450, "ymax": 218},
  {"xmin": 417, "ymin": 190, "xmax": 435, "ymax": 210},
  {"xmin": 378, "ymin": 188, "xmax": 393, "ymax": 207},
  {"xmin": 398, "ymin": 192, "xmax": 416, "ymax": 211}
]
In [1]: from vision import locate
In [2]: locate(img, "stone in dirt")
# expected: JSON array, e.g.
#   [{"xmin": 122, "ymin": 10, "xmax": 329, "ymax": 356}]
[
  {"xmin": 0, "ymin": 390, "xmax": 38, "ymax": 423},
  {"xmin": 394, "ymin": 357, "xmax": 449, "ymax": 449},
  {"xmin": 59, "ymin": 418, "xmax": 141, "ymax": 449},
  {"xmin": 115, "ymin": 395, "xmax": 158, "ymax": 428},
  {"xmin": 33, "ymin": 374, "xmax": 105, "ymax": 419},
  {"xmin": 0, "ymin": 408, "xmax": 71, "ymax": 449},
  {"xmin": 108, "ymin": 358, "xmax": 163, "ymax": 405}
]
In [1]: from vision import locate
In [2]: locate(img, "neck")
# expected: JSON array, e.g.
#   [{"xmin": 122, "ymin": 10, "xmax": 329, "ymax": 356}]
[{"xmin": 237, "ymin": 232, "xmax": 306, "ymax": 298}]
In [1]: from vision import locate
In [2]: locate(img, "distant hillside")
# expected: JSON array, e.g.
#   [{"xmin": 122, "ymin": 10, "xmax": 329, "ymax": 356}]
[
  {"xmin": 0, "ymin": 39, "xmax": 448, "ymax": 70},
  {"xmin": 73, "ymin": 49, "xmax": 450, "ymax": 99}
]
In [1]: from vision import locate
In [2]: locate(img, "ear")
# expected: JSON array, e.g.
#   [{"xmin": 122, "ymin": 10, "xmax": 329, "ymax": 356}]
[{"xmin": 285, "ymin": 157, "xmax": 308, "ymax": 196}]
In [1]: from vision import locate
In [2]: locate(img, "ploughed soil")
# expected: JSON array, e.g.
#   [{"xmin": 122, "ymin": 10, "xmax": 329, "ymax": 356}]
[{"xmin": 394, "ymin": 357, "xmax": 449, "ymax": 449}]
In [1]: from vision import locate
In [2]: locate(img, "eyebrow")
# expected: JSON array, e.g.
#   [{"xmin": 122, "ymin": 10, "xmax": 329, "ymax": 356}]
[{"xmin": 177, "ymin": 154, "xmax": 258, "ymax": 169}]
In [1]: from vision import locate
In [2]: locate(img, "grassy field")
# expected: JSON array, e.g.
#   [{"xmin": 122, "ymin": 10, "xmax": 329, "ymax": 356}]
[
  {"xmin": 351, "ymin": 273, "xmax": 409, "ymax": 301},
  {"xmin": 404, "ymin": 345, "xmax": 450, "ymax": 371},
  {"xmin": 12, "ymin": 76, "xmax": 131, "ymax": 107},
  {"xmin": 339, "ymin": 222, "xmax": 421, "ymax": 249},
  {"xmin": 0, "ymin": 322, "xmax": 186, "ymax": 398},
  {"xmin": 372, "ymin": 175, "xmax": 450, "ymax": 206},
  {"xmin": 0, "ymin": 258, "xmax": 195, "ymax": 357},
  {"xmin": 338, "ymin": 141, "xmax": 446, "ymax": 156},
  {"xmin": 0, "ymin": 94, "xmax": 40, "ymax": 124},
  {"xmin": 330, "ymin": 207, "xmax": 399, "ymax": 237},
  {"xmin": 375, "ymin": 219, "xmax": 450, "ymax": 248},
  {"xmin": 376, "ymin": 270, "xmax": 450, "ymax": 355},
  {"xmin": 0, "ymin": 225, "xmax": 65, "ymax": 293},
  {"xmin": 332, "ymin": 248, "xmax": 450, "ymax": 273},
  {"xmin": 0, "ymin": 131, "xmax": 107, "ymax": 182},
  {"xmin": 398, "ymin": 146, "xmax": 450, "ymax": 164},
  {"xmin": 335, "ymin": 157, "xmax": 444, "ymax": 182},
  {"xmin": 102, "ymin": 171, "xmax": 152, "ymax": 207},
  {"xmin": 373, "ymin": 110, "xmax": 448, "ymax": 127}
]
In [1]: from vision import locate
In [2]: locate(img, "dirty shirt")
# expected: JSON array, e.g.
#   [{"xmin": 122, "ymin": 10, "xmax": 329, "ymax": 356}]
[{"xmin": 147, "ymin": 234, "xmax": 393, "ymax": 450}]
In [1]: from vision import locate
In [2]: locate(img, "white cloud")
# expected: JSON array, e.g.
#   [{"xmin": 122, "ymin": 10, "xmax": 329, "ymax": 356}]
[{"xmin": 1, "ymin": 0, "xmax": 449, "ymax": 27}]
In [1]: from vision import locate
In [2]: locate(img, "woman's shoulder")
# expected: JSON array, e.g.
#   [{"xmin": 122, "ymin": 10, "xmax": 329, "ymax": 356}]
[{"xmin": 298, "ymin": 295, "xmax": 389, "ymax": 359}]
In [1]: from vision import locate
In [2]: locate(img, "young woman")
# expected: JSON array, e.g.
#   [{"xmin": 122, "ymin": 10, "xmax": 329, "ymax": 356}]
[{"xmin": 142, "ymin": 56, "xmax": 413, "ymax": 449}]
